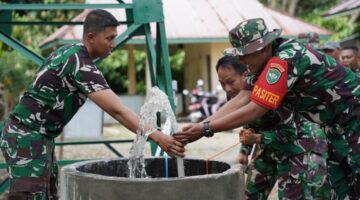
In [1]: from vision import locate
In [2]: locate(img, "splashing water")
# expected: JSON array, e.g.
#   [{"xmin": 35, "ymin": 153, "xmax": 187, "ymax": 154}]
[{"xmin": 128, "ymin": 87, "xmax": 178, "ymax": 178}]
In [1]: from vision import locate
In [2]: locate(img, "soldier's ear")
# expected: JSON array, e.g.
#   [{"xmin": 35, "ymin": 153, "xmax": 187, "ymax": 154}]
[{"xmin": 85, "ymin": 32, "xmax": 96, "ymax": 43}]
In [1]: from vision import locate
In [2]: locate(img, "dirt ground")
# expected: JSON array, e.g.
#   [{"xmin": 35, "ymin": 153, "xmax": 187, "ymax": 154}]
[{"xmin": 0, "ymin": 123, "xmax": 277, "ymax": 199}]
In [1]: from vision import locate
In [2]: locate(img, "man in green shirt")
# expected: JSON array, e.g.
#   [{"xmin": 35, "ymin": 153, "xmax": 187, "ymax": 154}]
[{"xmin": 1, "ymin": 9, "xmax": 184, "ymax": 199}]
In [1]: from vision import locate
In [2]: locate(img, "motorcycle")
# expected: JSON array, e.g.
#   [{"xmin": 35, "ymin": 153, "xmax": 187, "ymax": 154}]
[{"xmin": 182, "ymin": 80, "xmax": 225, "ymax": 122}]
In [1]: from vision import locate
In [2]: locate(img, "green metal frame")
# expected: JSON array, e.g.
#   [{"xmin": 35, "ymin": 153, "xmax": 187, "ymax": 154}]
[{"xmin": 0, "ymin": 0, "xmax": 176, "ymax": 194}]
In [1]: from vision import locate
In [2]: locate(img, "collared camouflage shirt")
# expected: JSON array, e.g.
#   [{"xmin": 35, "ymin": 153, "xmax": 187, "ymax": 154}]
[
  {"xmin": 6, "ymin": 43, "xmax": 109, "ymax": 138},
  {"xmin": 247, "ymin": 37, "xmax": 360, "ymax": 135},
  {"xmin": 241, "ymin": 85, "xmax": 315, "ymax": 161}
]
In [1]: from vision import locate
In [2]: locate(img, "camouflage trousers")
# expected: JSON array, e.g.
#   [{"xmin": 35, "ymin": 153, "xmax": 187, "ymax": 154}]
[
  {"xmin": 327, "ymin": 129, "xmax": 360, "ymax": 200},
  {"xmin": 0, "ymin": 122, "xmax": 58, "ymax": 200},
  {"xmin": 245, "ymin": 150, "xmax": 330, "ymax": 200}
]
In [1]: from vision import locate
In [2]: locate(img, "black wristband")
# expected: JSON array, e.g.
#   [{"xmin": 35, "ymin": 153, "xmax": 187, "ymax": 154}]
[{"xmin": 203, "ymin": 121, "xmax": 214, "ymax": 138}]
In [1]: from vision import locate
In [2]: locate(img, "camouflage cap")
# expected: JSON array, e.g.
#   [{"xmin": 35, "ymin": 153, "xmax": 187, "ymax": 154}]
[
  {"xmin": 297, "ymin": 32, "xmax": 320, "ymax": 49},
  {"xmin": 224, "ymin": 18, "xmax": 281, "ymax": 56}
]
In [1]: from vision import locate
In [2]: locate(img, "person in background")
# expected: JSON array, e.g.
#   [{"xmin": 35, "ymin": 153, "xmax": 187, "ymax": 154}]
[
  {"xmin": 216, "ymin": 55, "xmax": 329, "ymax": 199},
  {"xmin": 322, "ymin": 41, "xmax": 342, "ymax": 62},
  {"xmin": 340, "ymin": 46, "xmax": 360, "ymax": 77},
  {"xmin": 297, "ymin": 32, "xmax": 320, "ymax": 50},
  {"xmin": 0, "ymin": 9, "xmax": 184, "ymax": 199}
]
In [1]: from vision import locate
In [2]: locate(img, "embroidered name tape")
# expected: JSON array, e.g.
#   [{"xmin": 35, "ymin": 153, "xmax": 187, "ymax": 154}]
[{"xmin": 251, "ymin": 57, "xmax": 288, "ymax": 109}]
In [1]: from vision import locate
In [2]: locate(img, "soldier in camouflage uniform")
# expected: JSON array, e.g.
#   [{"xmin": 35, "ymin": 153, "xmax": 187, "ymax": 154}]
[
  {"xmin": 296, "ymin": 32, "xmax": 330, "ymax": 199},
  {"xmin": 0, "ymin": 9, "xmax": 185, "ymax": 200},
  {"xmin": 297, "ymin": 32, "xmax": 320, "ymax": 50},
  {"xmin": 340, "ymin": 46, "xmax": 360, "ymax": 77},
  {"xmin": 216, "ymin": 55, "xmax": 329, "ymax": 199},
  {"xmin": 175, "ymin": 18, "xmax": 360, "ymax": 199}
]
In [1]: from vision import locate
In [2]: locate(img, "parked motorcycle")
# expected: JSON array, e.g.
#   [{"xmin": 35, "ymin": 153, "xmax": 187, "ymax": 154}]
[{"xmin": 182, "ymin": 80, "xmax": 225, "ymax": 122}]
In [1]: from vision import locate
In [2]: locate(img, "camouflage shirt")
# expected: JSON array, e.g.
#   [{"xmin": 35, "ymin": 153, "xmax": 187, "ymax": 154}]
[
  {"xmin": 7, "ymin": 43, "xmax": 109, "ymax": 138},
  {"xmin": 353, "ymin": 67, "xmax": 360, "ymax": 78},
  {"xmin": 242, "ymin": 78, "xmax": 315, "ymax": 161},
  {"xmin": 249, "ymin": 38, "xmax": 360, "ymax": 129}
]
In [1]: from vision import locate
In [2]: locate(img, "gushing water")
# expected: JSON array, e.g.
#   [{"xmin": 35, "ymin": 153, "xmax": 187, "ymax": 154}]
[{"xmin": 128, "ymin": 87, "xmax": 178, "ymax": 178}]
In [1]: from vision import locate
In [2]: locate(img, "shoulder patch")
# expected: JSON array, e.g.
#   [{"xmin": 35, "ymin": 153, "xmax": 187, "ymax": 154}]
[
  {"xmin": 251, "ymin": 57, "xmax": 288, "ymax": 110},
  {"xmin": 266, "ymin": 62, "xmax": 286, "ymax": 84},
  {"xmin": 266, "ymin": 67, "xmax": 282, "ymax": 84}
]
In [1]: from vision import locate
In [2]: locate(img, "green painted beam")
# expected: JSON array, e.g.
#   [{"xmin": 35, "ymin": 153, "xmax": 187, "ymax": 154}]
[
  {"xmin": 40, "ymin": 34, "xmax": 334, "ymax": 50},
  {"xmin": 0, "ymin": 10, "xmax": 12, "ymax": 35},
  {"xmin": 114, "ymin": 24, "xmax": 142, "ymax": 49},
  {"xmin": 56, "ymin": 139, "xmax": 134, "ymax": 146},
  {"xmin": 0, "ymin": 3, "xmax": 133, "ymax": 10},
  {"xmin": 0, "ymin": 178, "xmax": 9, "ymax": 194},
  {"xmin": 155, "ymin": 24, "xmax": 164, "ymax": 91},
  {"xmin": 156, "ymin": 22, "xmax": 176, "ymax": 112},
  {"xmin": 0, "ymin": 31, "xmax": 44, "ymax": 66},
  {"xmin": 40, "ymin": 37, "xmax": 231, "ymax": 50},
  {"xmin": 104, "ymin": 143, "xmax": 124, "ymax": 157},
  {"xmin": 0, "ymin": 21, "xmax": 130, "ymax": 26},
  {"xmin": 57, "ymin": 159, "xmax": 90, "ymax": 166},
  {"xmin": 133, "ymin": 0, "xmax": 164, "ymax": 24},
  {"xmin": 144, "ymin": 24, "xmax": 157, "ymax": 86},
  {"xmin": 144, "ymin": 24, "xmax": 161, "ymax": 156}
]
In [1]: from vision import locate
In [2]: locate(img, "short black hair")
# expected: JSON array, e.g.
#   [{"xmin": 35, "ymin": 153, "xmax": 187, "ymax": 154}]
[
  {"xmin": 83, "ymin": 9, "xmax": 119, "ymax": 34},
  {"xmin": 216, "ymin": 55, "xmax": 247, "ymax": 75},
  {"xmin": 342, "ymin": 46, "xmax": 359, "ymax": 54}
]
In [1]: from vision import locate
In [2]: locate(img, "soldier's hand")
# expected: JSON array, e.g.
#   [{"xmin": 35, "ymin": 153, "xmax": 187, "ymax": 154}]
[
  {"xmin": 237, "ymin": 152, "xmax": 248, "ymax": 165},
  {"xmin": 149, "ymin": 131, "xmax": 185, "ymax": 157},
  {"xmin": 173, "ymin": 123, "xmax": 203, "ymax": 144},
  {"xmin": 240, "ymin": 128, "xmax": 261, "ymax": 145}
]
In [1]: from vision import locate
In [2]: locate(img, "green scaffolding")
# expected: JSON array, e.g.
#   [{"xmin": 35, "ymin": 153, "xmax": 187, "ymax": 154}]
[{"xmin": 0, "ymin": 0, "xmax": 176, "ymax": 194}]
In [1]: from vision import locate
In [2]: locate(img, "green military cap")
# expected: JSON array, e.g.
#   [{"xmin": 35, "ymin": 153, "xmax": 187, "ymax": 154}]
[
  {"xmin": 297, "ymin": 32, "xmax": 320, "ymax": 49},
  {"xmin": 224, "ymin": 18, "xmax": 282, "ymax": 56}
]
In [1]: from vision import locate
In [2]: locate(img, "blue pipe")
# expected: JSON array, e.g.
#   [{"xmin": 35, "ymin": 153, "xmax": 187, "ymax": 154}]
[{"xmin": 164, "ymin": 153, "xmax": 169, "ymax": 177}]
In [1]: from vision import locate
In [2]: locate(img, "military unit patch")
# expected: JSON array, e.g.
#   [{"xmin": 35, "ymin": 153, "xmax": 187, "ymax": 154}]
[{"xmin": 266, "ymin": 63, "xmax": 284, "ymax": 84}]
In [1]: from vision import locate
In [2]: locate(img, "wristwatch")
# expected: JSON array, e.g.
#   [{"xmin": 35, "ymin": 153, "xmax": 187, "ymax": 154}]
[{"xmin": 203, "ymin": 121, "xmax": 214, "ymax": 138}]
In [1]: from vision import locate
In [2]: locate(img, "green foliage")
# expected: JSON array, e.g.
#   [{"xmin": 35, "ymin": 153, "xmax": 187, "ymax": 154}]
[
  {"xmin": 258, "ymin": 0, "xmax": 358, "ymax": 41},
  {"xmin": 259, "ymin": 0, "xmax": 340, "ymax": 16},
  {"xmin": 97, "ymin": 49, "xmax": 147, "ymax": 94},
  {"xmin": 0, "ymin": 0, "xmax": 84, "ymax": 119},
  {"xmin": 295, "ymin": 0, "xmax": 339, "ymax": 17},
  {"xmin": 4, "ymin": 0, "xmax": 84, "ymax": 49},
  {"xmin": 97, "ymin": 50, "xmax": 128, "ymax": 94},
  {"xmin": 134, "ymin": 50, "xmax": 146, "ymax": 94},
  {"xmin": 304, "ymin": 12, "xmax": 357, "ymax": 41},
  {"xmin": 97, "ymin": 48, "xmax": 185, "ymax": 95},
  {"xmin": 0, "ymin": 50, "xmax": 37, "ymax": 119}
]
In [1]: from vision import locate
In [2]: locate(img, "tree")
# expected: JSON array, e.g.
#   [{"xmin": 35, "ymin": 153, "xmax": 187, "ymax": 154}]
[
  {"xmin": 0, "ymin": 50, "xmax": 37, "ymax": 119},
  {"xmin": 259, "ymin": 0, "xmax": 358, "ymax": 42},
  {"xmin": 260, "ymin": 0, "xmax": 340, "ymax": 16},
  {"xmin": 0, "ymin": 0, "xmax": 84, "ymax": 119}
]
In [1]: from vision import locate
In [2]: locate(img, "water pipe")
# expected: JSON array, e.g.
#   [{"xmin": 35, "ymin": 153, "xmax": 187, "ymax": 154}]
[
  {"xmin": 248, "ymin": 144, "xmax": 257, "ymax": 162},
  {"xmin": 164, "ymin": 152, "xmax": 169, "ymax": 177},
  {"xmin": 176, "ymin": 156, "xmax": 185, "ymax": 178}
]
